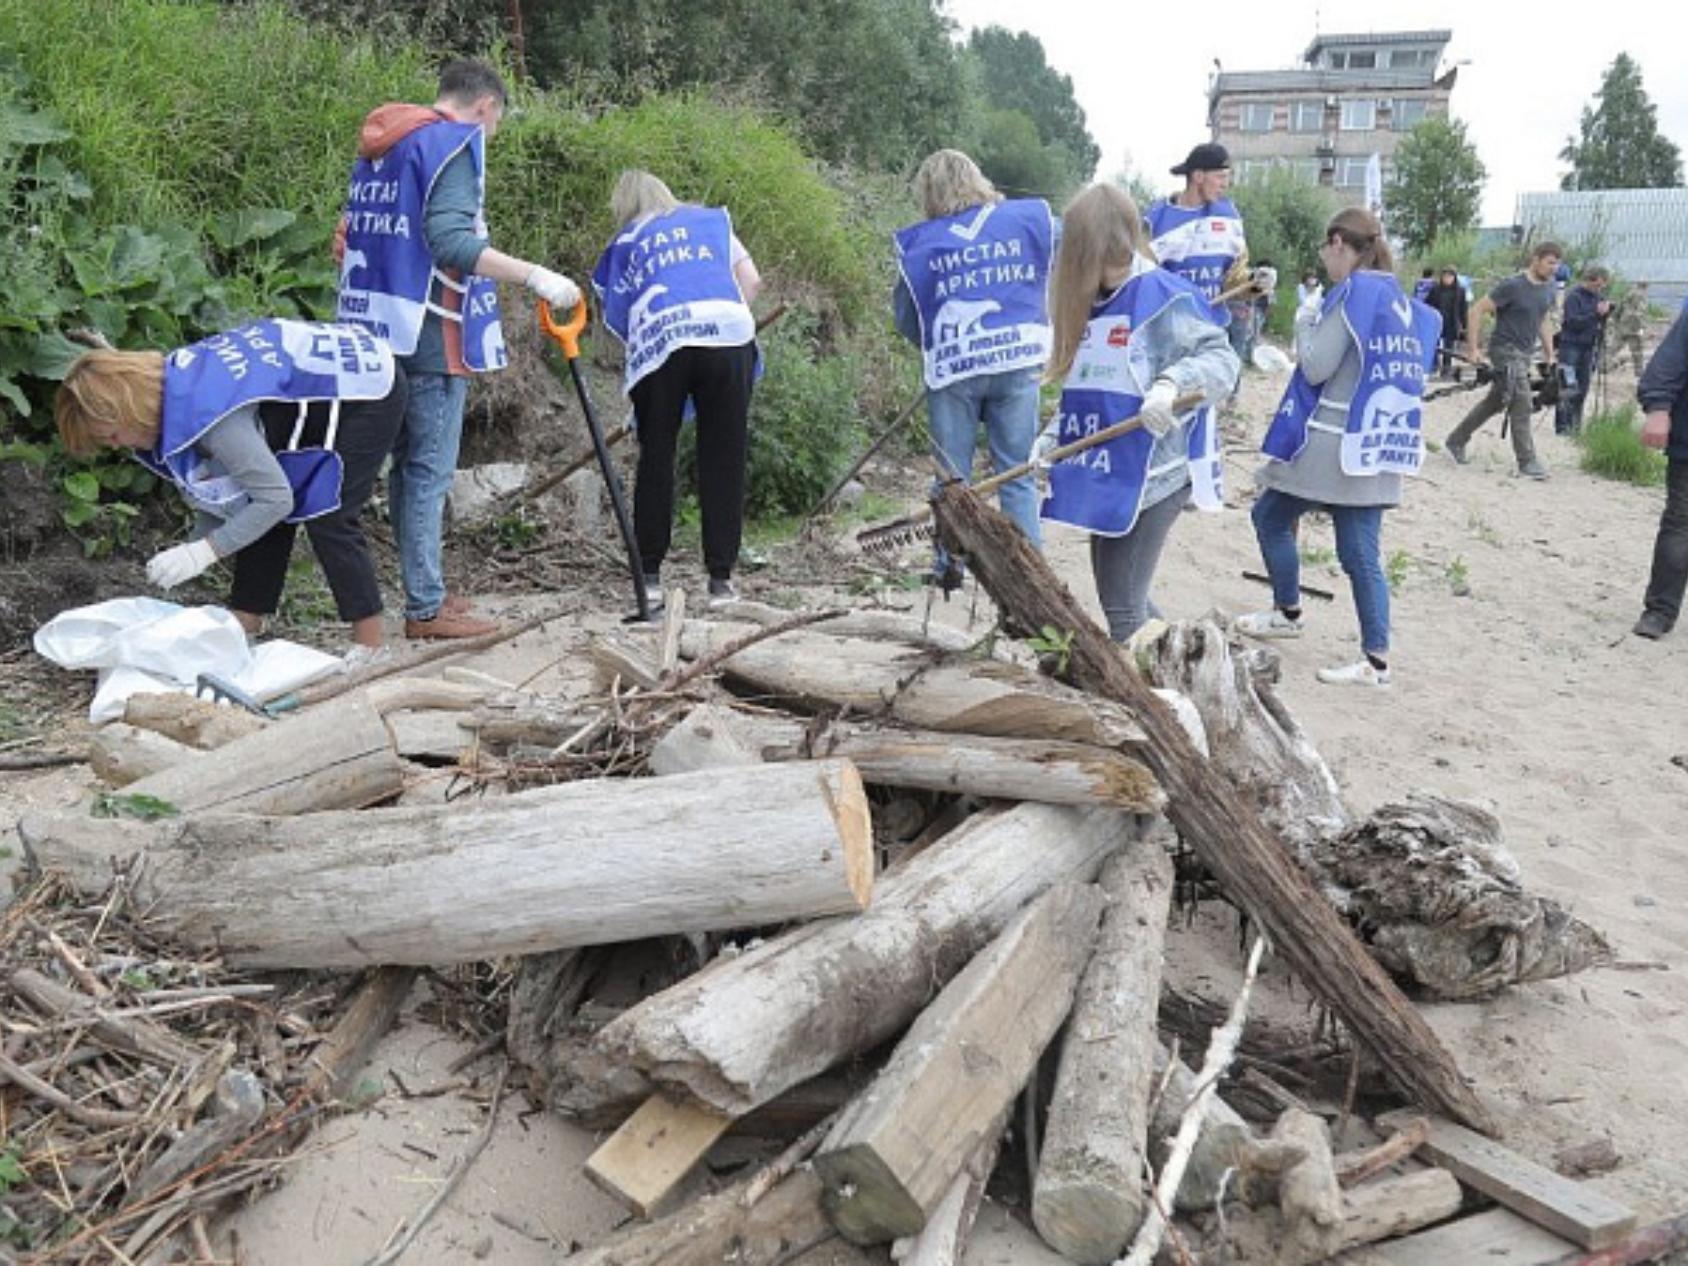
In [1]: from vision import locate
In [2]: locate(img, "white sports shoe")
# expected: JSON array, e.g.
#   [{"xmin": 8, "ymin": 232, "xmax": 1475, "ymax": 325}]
[
  {"xmin": 1236, "ymin": 609, "xmax": 1304, "ymax": 640},
  {"xmin": 340, "ymin": 643, "xmax": 393, "ymax": 672},
  {"xmin": 1316, "ymin": 659, "xmax": 1392, "ymax": 688}
]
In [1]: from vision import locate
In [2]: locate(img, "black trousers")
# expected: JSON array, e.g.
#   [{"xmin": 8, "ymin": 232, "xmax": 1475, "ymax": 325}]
[
  {"xmin": 1555, "ymin": 343, "xmax": 1597, "ymax": 434},
  {"xmin": 1643, "ymin": 456, "xmax": 1688, "ymax": 630},
  {"xmin": 628, "ymin": 341, "xmax": 757, "ymax": 579},
  {"xmin": 228, "ymin": 365, "xmax": 409, "ymax": 622}
]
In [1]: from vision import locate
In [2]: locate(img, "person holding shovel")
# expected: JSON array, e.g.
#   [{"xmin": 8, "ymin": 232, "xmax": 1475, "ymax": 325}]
[
  {"xmin": 591, "ymin": 169, "xmax": 762, "ymax": 610},
  {"xmin": 1033, "ymin": 183, "xmax": 1239, "ymax": 643},
  {"xmin": 54, "ymin": 321, "xmax": 408, "ymax": 664},
  {"xmin": 1236, "ymin": 207, "xmax": 1440, "ymax": 689}
]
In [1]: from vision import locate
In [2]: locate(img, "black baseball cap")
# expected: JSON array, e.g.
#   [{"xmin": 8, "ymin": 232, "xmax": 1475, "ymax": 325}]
[{"xmin": 1171, "ymin": 143, "xmax": 1230, "ymax": 176}]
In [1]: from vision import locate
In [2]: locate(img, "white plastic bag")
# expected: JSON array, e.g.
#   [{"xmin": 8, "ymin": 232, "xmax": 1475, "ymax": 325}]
[{"xmin": 34, "ymin": 598, "xmax": 341, "ymax": 723}]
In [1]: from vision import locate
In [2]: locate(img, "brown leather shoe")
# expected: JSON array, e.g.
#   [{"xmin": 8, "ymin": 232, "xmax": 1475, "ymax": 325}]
[
  {"xmin": 440, "ymin": 592, "xmax": 473, "ymax": 616},
  {"xmin": 404, "ymin": 608, "xmax": 499, "ymax": 640}
]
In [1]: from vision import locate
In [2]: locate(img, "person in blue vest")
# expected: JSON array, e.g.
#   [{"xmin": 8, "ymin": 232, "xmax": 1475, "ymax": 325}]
[
  {"xmin": 892, "ymin": 149, "xmax": 1055, "ymax": 589},
  {"xmin": 53, "ymin": 322, "xmax": 409, "ymax": 663},
  {"xmin": 1031, "ymin": 183, "xmax": 1239, "ymax": 642},
  {"xmin": 592, "ymin": 169, "xmax": 762, "ymax": 610},
  {"xmin": 1236, "ymin": 207, "xmax": 1441, "ymax": 689},
  {"xmin": 337, "ymin": 58, "xmax": 580, "ymax": 640}
]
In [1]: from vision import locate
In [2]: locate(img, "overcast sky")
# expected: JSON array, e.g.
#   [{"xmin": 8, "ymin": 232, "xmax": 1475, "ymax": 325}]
[{"xmin": 944, "ymin": 0, "xmax": 1688, "ymax": 225}]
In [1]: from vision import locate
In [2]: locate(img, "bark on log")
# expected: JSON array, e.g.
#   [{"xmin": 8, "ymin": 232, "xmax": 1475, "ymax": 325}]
[
  {"xmin": 816, "ymin": 883, "xmax": 1106, "ymax": 1244},
  {"xmin": 1032, "ymin": 846, "xmax": 1173, "ymax": 1263},
  {"xmin": 718, "ymin": 710, "xmax": 1162, "ymax": 811},
  {"xmin": 593, "ymin": 802, "xmax": 1133, "ymax": 1117},
  {"xmin": 88, "ymin": 723, "xmax": 200, "ymax": 787},
  {"xmin": 930, "ymin": 480, "xmax": 1492, "ymax": 1132},
  {"xmin": 117, "ymin": 695, "xmax": 406, "ymax": 815},
  {"xmin": 1140, "ymin": 624, "xmax": 1610, "ymax": 999},
  {"xmin": 568, "ymin": 1168, "xmax": 833, "ymax": 1266},
  {"xmin": 18, "ymin": 761, "xmax": 874, "ymax": 970},
  {"xmin": 121, "ymin": 693, "xmax": 267, "ymax": 748},
  {"xmin": 678, "ymin": 622, "xmax": 1152, "ymax": 751}
]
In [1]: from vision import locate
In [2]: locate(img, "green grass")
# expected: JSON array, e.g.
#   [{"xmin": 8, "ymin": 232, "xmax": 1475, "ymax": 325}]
[{"xmin": 1577, "ymin": 405, "xmax": 1667, "ymax": 487}]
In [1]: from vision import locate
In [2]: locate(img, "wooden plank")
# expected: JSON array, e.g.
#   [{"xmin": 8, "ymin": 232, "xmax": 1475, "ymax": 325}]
[
  {"xmin": 584, "ymin": 1092, "xmax": 734, "ymax": 1215},
  {"xmin": 1368, "ymin": 1206, "xmax": 1577, "ymax": 1266},
  {"xmin": 1378, "ymin": 1113, "xmax": 1636, "ymax": 1250}
]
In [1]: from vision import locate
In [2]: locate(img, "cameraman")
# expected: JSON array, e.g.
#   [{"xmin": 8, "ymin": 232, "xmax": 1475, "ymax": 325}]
[{"xmin": 1556, "ymin": 264, "xmax": 1611, "ymax": 435}]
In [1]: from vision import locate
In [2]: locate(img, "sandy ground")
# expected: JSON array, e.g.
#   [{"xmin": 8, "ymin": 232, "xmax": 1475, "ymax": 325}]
[{"xmin": 3, "ymin": 349, "xmax": 1685, "ymax": 1261}]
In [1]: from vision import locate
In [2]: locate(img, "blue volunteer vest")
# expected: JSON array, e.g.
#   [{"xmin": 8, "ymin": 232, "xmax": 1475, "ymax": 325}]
[
  {"xmin": 1041, "ymin": 268, "xmax": 1219, "ymax": 537},
  {"xmin": 337, "ymin": 120, "xmax": 506, "ymax": 373},
  {"xmin": 591, "ymin": 205, "xmax": 756, "ymax": 394},
  {"xmin": 893, "ymin": 199, "xmax": 1054, "ymax": 390},
  {"xmin": 1262, "ymin": 272, "xmax": 1441, "ymax": 477},
  {"xmin": 1144, "ymin": 198, "xmax": 1246, "ymax": 321},
  {"xmin": 143, "ymin": 321, "xmax": 396, "ymax": 522}
]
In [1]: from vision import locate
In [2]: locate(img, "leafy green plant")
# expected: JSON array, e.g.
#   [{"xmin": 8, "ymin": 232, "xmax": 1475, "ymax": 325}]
[
  {"xmin": 1577, "ymin": 404, "xmax": 1666, "ymax": 487},
  {"xmin": 1384, "ymin": 548, "xmax": 1414, "ymax": 592},
  {"xmin": 1445, "ymin": 555, "xmax": 1471, "ymax": 596},
  {"xmin": 1026, "ymin": 623, "xmax": 1075, "ymax": 675},
  {"xmin": 493, "ymin": 508, "xmax": 543, "ymax": 551},
  {"xmin": 1466, "ymin": 508, "xmax": 1503, "ymax": 547},
  {"xmin": 1298, "ymin": 541, "xmax": 1337, "ymax": 566},
  {"xmin": 91, "ymin": 791, "xmax": 180, "ymax": 821},
  {"xmin": 58, "ymin": 462, "xmax": 146, "ymax": 557}
]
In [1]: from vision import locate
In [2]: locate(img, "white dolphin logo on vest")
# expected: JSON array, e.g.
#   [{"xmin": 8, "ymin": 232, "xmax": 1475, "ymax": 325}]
[
  {"xmin": 934, "ymin": 297, "xmax": 1001, "ymax": 344},
  {"xmin": 628, "ymin": 284, "xmax": 670, "ymax": 334},
  {"xmin": 947, "ymin": 204, "xmax": 997, "ymax": 242}
]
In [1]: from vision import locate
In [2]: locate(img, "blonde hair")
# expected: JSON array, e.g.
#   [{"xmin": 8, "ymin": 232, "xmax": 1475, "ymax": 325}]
[
  {"xmin": 611, "ymin": 169, "xmax": 680, "ymax": 226},
  {"xmin": 913, "ymin": 149, "xmax": 1000, "ymax": 220},
  {"xmin": 1045, "ymin": 184, "xmax": 1153, "ymax": 383},
  {"xmin": 55, "ymin": 349, "xmax": 166, "ymax": 457}
]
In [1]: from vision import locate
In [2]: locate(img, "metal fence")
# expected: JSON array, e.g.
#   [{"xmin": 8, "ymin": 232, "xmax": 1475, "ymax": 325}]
[{"xmin": 1515, "ymin": 189, "xmax": 1688, "ymax": 307}]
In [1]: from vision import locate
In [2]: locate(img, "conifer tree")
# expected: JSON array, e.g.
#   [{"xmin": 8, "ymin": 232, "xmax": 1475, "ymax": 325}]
[{"xmin": 1559, "ymin": 53, "xmax": 1683, "ymax": 190}]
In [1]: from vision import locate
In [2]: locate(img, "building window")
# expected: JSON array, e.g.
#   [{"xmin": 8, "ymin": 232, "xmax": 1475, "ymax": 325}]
[
  {"xmin": 1394, "ymin": 99, "xmax": 1430, "ymax": 130},
  {"xmin": 1340, "ymin": 99, "xmax": 1376, "ymax": 131},
  {"xmin": 1239, "ymin": 102, "xmax": 1275, "ymax": 132},
  {"xmin": 1290, "ymin": 100, "xmax": 1323, "ymax": 132},
  {"xmin": 1347, "ymin": 50, "xmax": 1376, "ymax": 69},
  {"xmin": 1337, "ymin": 158, "xmax": 1371, "ymax": 187},
  {"xmin": 1293, "ymin": 159, "xmax": 1322, "ymax": 185},
  {"xmin": 1327, "ymin": 51, "xmax": 1346, "ymax": 69},
  {"xmin": 1386, "ymin": 49, "xmax": 1429, "ymax": 68}
]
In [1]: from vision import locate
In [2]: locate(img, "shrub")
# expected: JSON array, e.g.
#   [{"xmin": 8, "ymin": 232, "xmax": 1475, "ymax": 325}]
[
  {"xmin": 1230, "ymin": 168, "xmax": 1340, "ymax": 340},
  {"xmin": 1578, "ymin": 404, "xmax": 1666, "ymax": 486}
]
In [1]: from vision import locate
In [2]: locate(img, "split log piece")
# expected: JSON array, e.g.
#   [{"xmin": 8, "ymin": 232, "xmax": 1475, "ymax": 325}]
[
  {"xmin": 301, "ymin": 966, "xmax": 419, "ymax": 1101},
  {"xmin": 1032, "ymin": 846, "xmax": 1174, "ymax": 1262},
  {"xmin": 1376, "ymin": 1111, "xmax": 1636, "ymax": 1250},
  {"xmin": 1337, "ymin": 1117, "xmax": 1430, "ymax": 1188},
  {"xmin": 120, "ymin": 693, "xmax": 267, "ymax": 748},
  {"xmin": 931, "ymin": 481, "xmax": 1492, "ymax": 1132},
  {"xmin": 583, "ymin": 1092, "xmax": 735, "ymax": 1216},
  {"xmin": 592, "ymin": 801, "xmax": 1132, "ymax": 1117},
  {"xmin": 21, "ymin": 761, "xmax": 874, "ymax": 970},
  {"xmin": 88, "ymin": 723, "xmax": 201, "ymax": 786},
  {"xmin": 815, "ymin": 882, "xmax": 1106, "ymax": 1244},
  {"xmin": 1209, "ymin": 1167, "xmax": 1463, "ymax": 1265},
  {"xmin": 890, "ymin": 1110, "xmax": 1007, "ymax": 1266}
]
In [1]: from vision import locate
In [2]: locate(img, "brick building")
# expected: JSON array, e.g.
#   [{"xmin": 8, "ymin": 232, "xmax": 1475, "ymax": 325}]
[{"xmin": 1207, "ymin": 30, "xmax": 1459, "ymax": 192}]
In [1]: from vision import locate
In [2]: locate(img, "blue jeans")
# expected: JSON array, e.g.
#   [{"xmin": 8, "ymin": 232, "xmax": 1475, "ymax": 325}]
[
  {"xmin": 389, "ymin": 371, "xmax": 468, "ymax": 620},
  {"xmin": 1252, "ymin": 489, "xmax": 1390, "ymax": 655},
  {"xmin": 927, "ymin": 367, "xmax": 1042, "ymax": 572}
]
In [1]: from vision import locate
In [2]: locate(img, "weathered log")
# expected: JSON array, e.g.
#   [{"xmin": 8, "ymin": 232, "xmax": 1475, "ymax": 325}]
[
  {"xmin": 1204, "ymin": 1167, "xmax": 1464, "ymax": 1265},
  {"xmin": 121, "ymin": 693, "xmax": 267, "ymax": 748},
  {"xmin": 718, "ymin": 710, "xmax": 1163, "ymax": 811},
  {"xmin": 1148, "ymin": 1042, "xmax": 1259, "ymax": 1210},
  {"xmin": 930, "ymin": 480, "xmax": 1492, "ymax": 1132},
  {"xmin": 11, "ymin": 967, "xmax": 201, "ymax": 1067},
  {"xmin": 301, "ymin": 967, "xmax": 419, "ymax": 1100},
  {"xmin": 19, "ymin": 761, "xmax": 874, "ymax": 969},
  {"xmin": 88, "ymin": 723, "xmax": 200, "ymax": 786},
  {"xmin": 647, "ymin": 704, "xmax": 763, "ymax": 776},
  {"xmin": 117, "ymin": 694, "xmax": 406, "ymax": 815},
  {"xmin": 890, "ymin": 1112, "xmax": 1006, "ymax": 1266},
  {"xmin": 1273, "ymin": 1108, "xmax": 1345, "ymax": 1261},
  {"xmin": 816, "ymin": 882, "xmax": 1106, "ymax": 1244},
  {"xmin": 1032, "ymin": 846, "xmax": 1173, "ymax": 1263},
  {"xmin": 593, "ymin": 802, "xmax": 1133, "ymax": 1117},
  {"xmin": 713, "ymin": 600, "xmax": 980, "ymax": 653},
  {"xmin": 1140, "ymin": 623, "xmax": 1610, "ymax": 998},
  {"xmin": 568, "ymin": 1168, "xmax": 833, "ymax": 1266}
]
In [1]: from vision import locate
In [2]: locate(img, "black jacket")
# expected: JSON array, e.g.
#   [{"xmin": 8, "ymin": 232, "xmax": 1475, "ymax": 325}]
[
  {"xmin": 1637, "ymin": 309, "xmax": 1688, "ymax": 461},
  {"xmin": 1425, "ymin": 281, "xmax": 1466, "ymax": 342},
  {"xmin": 1560, "ymin": 284, "xmax": 1606, "ymax": 352}
]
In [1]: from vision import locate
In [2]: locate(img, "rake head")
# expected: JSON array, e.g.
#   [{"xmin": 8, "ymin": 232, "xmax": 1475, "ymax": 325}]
[{"xmin": 856, "ymin": 507, "xmax": 939, "ymax": 557}]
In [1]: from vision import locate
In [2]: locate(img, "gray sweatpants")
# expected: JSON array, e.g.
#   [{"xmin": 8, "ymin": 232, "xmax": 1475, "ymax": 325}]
[
  {"xmin": 1446, "ymin": 350, "xmax": 1539, "ymax": 468},
  {"xmin": 1088, "ymin": 485, "xmax": 1191, "ymax": 642}
]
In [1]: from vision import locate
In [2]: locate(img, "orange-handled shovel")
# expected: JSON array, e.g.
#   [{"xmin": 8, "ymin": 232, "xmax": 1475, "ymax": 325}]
[{"xmin": 538, "ymin": 297, "xmax": 655, "ymax": 623}]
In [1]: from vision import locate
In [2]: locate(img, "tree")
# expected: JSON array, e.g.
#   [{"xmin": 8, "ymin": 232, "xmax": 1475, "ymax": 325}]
[
  {"xmin": 1384, "ymin": 116, "xmax": 1485, "ymax": 255},
  {"xmin": 965, "ymin": 26, "xmax": 1099, "ymax": 189},
  {"xmin": 1559, "ymin": 53, "xmax": 1683, "ymax": 190}
]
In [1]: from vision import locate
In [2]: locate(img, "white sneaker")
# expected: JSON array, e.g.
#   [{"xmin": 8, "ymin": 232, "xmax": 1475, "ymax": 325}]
[
  {"xmin": 340, "ymin": 643, "xmax": 393, "ymax": 672},
  {"xmin": 1236, "ymin": 609, "xmax": 1304, "ymax": 640},
  {"xmin": 1316, "ymin": 659, "xmax": 1392, "ymax": 688}
]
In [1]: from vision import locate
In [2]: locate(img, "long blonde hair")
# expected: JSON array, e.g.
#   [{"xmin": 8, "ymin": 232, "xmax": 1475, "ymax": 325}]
[
  {"xmin": 55, "ymin": 349, "xmax": 166, "ymax": 456},
  {"xmin": 913, "ymin": 149, "xmax": 1000, "ymax": 220},
  {"xmin": 1045, "ymin": 184, "xmax": 1154, "ymax": 383},
  {"xmin": 610, "ymin": 169, "xmax": 680, "ymax": 226}
]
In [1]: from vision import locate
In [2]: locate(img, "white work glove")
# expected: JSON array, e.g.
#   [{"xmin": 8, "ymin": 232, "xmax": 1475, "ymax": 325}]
[
  {"xmin": 146, "ymin": 538, "xmax": 218, "ymax": 590},
  {"xmin": 1251, "ymin": 265, "xmax": 1279, "ymax": 295},
  {"xmin": 1137, "ymin": 379, "xmax": 1180, "ymax": 438},
  {"xmin": 1029, "ymin": 427, "xmax": 1060, "ymax": 468},
  {"xmin": 524, "ymin": 265, "xmax": 581, "ymax": 311},
  {"xmin": 1295, "ymin": 292, "xmax": 1323, "ymax": 331}
]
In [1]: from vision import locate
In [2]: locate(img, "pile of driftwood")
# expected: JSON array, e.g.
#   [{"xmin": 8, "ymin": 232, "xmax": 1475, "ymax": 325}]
[{"xmin": 7, "ymin": 486, "xmax": 1642, "ymax": 1264}]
